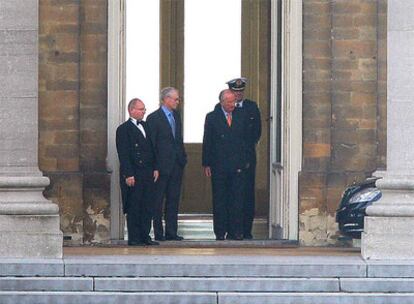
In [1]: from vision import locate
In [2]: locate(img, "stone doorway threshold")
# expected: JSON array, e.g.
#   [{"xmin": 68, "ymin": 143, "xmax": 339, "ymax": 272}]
[{"xmin": 108, "ymin": 239, "xmax": 299, "ymax": 248}]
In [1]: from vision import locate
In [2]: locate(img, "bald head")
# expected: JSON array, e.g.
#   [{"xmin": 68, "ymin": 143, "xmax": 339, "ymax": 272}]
[{"xmin": 128, "ymin": 98, "xmax": 146, "ymax": 121}]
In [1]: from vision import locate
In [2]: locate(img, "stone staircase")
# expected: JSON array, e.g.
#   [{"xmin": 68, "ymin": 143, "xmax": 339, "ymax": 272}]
[{"xmin": 1, "ymin": 255, "xmax": 414, "ymax": 303}]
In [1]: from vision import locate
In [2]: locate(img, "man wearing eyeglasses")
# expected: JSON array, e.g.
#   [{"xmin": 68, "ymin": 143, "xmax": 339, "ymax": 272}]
[
  {"xmin": 147, "ymin": 87, "xmax": 187, "ymax": 241},
  {"xmin": 116, "ymin": 98, "xmax": 159, "ymax": 246}
]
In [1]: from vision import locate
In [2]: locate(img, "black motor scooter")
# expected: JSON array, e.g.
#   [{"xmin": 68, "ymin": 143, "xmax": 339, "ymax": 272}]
[{"xmin": 336, "ymin": 177, "xmax": 382, "ymax": 239}]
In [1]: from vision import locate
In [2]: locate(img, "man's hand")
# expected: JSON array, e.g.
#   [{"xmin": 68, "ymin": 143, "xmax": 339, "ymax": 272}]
[
  {"xmin": 126, "ymin": 176, "xmax": 135, "ymax": 187},
  {"xmin": 153, "ymin": 170, "xmax": 159, "ymax": 182},
  {"xmin": 204, "ymin": 166, "xmax": 211, "ymax": 177}
]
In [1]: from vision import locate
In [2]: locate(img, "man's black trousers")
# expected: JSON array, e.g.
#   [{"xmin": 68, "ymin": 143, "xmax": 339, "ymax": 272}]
[
  {"xmin": 152, "ymin": 162, "xmax": 184, "ymax": 239},
  {"xmin": 126, "ymin": 169, "xmax": 154, "ymax": 243},
  {"xmin": 211, "ymin": 168, "xmax": 246, "ymax": 238}
]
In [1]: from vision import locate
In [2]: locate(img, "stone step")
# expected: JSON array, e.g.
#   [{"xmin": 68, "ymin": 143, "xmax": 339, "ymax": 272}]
[
  {"xmin": 340, "ymin": 278, "xmax": 414, "ymax": 293},
  {"xmin": 218, "ymin": 293, "xmax": 414, "ymax": 304},
  {"xmin": 1, "ymin": 292, "xmax": 414, "ymax": 304},
  {"xmin": 367, "ymin": 261, "xmax": 414, "ymax": 278},
  {"xmin": 2, "ymin": 277, "xmax": 414, "ymax": 293},
  {"xmin": 94, "ymin": 277, "xmax": 339, "ymax": 292},
  {"xmin": 0, "ymin": 277, "xmax": 93, "ymax": 291},
  {"xmin": 63, "ymin": 255, "xmax": 367, "ymax": 278},
  {"xmin": 0, "ymin": 292, "xmax": 215, "ymax": 304},
  {"xmin": 0, "ymin": 258, "xmax": 63, "ymax": 276},
  {"xmin": 2, "ymin": 256, "xmax": 414, "ymax": 279}
]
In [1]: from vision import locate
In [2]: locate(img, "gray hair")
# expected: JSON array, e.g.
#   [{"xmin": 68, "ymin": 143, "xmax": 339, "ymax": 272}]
[
  {"xmin": 219, "ymin": 89, "xmax": 234, "ymax": 103},
  {"xmin": 128, "ymin": 98, "xmax": 143, "ymax": 111},
  {"xmin": 160, "ymin": 87, "xmax": 178, "ymax": 103}
]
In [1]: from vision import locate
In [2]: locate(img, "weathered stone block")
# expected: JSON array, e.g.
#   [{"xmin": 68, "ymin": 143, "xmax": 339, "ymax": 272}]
[
  {"xmin": 362, "ymin": 217, "xmax": 414, "ymax": 260},
  {"xmin": 0, "ymin": 215, "xmax": 62, "ymax": 258},
  {"xmin": 0, "ymin": 0, "xmax": 37, "ymax": 30}
]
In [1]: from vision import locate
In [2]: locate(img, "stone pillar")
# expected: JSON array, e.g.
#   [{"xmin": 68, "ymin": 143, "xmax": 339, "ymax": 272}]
[
  {"xmin": 361, "ymin": 0, "xmax": 414, "ymax": 259},
  {"xmin": 0, "ymin": 0, "xmax": 62, "ymax": 257}
]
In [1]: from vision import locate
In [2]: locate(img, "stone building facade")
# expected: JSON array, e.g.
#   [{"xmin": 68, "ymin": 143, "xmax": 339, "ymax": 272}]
[
  {"xmin": 35, "ymin": 0, "xmax": 387, "ymax": 246},
  {"xmin": 300, "ymin": 0, "xmax": 387, "ymax": 245},
  {"xmin": 38, "ymin": 0, "xmax": 110, "ymax": 243}
]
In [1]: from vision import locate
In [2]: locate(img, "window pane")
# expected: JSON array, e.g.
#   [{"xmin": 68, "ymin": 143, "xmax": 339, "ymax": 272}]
[
  {"xmin": 184, "ymin": 0, "xmax": 241, "ymax": 143},
  {"xmin": 126, "ymin": 0, "xmax": 160, "ymax": 118}
]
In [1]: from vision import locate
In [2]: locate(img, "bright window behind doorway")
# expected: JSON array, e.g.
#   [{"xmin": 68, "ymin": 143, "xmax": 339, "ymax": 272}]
[
  {"xmin": 125, "ymin": 0, "xmax": 241, "ymax": 134},
  {"xmin": 184, "ymin": 0, "xmax": 241, "ymax": 143},
  {"xmin": 125, "ymin": 0, "xmax": 160, "ymax": 118}
]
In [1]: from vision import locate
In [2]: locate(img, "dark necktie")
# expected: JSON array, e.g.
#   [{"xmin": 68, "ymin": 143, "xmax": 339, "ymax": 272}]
[{"xmin": 168, "ymin": 113, "xmax": 176, "ymax": 138}]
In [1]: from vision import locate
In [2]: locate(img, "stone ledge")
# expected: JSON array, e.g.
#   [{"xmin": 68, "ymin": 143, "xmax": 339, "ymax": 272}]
[
  {"xmin": 0, "ymin": 259, "xmax": 63, "ymax": 276},
  {"xmin": 218, "ymin": 292, "xmax": 414, "ymax": 304},
  {"xmin": 94, "ymin": 277, "xmax": 339, "ymax": 292},
  {"xmin": 0, "ymin": 277, "xmax": 92, "ymax": 291},
  {"xmin": 0, "ymin": 292, "xmax": 216, "ymax": 304},
  {"xmin": 63, "ymin": 255, "xmax": 366, "ymax": 278},
  {"xmin": 340, "ymin": 278, "xmax": 414, "ymax": 293}
]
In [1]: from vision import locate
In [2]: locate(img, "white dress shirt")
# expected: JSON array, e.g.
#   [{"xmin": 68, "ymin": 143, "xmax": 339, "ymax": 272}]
[{"xmin": 130, "ymin": 118, "xmax": 146, "ymax": 138}]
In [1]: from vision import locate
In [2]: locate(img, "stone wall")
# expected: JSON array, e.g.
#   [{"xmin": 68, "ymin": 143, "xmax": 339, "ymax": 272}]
[
  {"xmin": 36, "ymin": 0, "xmax": 387, "ymax": 246},
  {"xmin": 300, "ymin": 0, "xmax": 387, "ymax": 245},
  {"xmin": 38, "ymin": 0, "xmax": 109, "ymax": 244}
]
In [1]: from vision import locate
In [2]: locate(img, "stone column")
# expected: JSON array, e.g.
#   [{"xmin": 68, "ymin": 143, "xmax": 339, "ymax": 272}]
[
  {"xmin": 0, "ymin": 0, "xmax": 62, "ymax": 257},
  {"xmin": 361, "ymin": 0, "xmax": 414, "ymax": 259}
]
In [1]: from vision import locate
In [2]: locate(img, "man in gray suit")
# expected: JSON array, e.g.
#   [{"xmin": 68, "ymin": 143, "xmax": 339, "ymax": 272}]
[{"xmin": 147, "ymin": 87, "xmax": 187, "ymax": 241}]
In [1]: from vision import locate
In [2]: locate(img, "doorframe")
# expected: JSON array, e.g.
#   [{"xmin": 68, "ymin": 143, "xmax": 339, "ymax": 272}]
[
  {"xmin": 269, "ymin": 0, "xmax": 302, "ymax": 240},
  {"xmin": 107, "ymin": 0, "xmax": 303, "ymax": 241},
  {"xmin": 107, "ymin": 0, "xmax": 125, "ymax": 240}
]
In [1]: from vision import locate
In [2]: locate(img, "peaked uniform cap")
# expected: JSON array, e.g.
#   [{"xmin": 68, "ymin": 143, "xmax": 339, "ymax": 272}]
[{"xmin": 226, "ymin": 77, "xmax": 248, "ymax": 91}]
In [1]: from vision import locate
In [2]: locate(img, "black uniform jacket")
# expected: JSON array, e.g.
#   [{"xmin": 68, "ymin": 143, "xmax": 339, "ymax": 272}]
[
  {"xmin": 242, "ymin": 99, "xmax": 261, "ymax": 143},
  {"xmin": 146, "ymin": 108, "xmax": 187, "ymax": 176},
  {"xmin": 116, "ymin": 119, "xmax": 155, "ymax": 213},
  {"xmin": 202, "ymin": 106, "xmax": 249, "ymax": 173}
]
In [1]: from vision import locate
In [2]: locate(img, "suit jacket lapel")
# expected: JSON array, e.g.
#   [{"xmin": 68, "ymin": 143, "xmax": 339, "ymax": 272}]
[
  {"xmin": 231, "ymin": 110, "xmax": 241, "ymax": 130},
  {"xmin": 158, "ymin": 108, "xmax": 171, "ymax": 129},
  {"xmin": 128, "ymin": 119, "xmax": 146, "ymax": 142},
  {"xmin": 219, "ymin": 108, "xmax": 234, "ymax": 129},
  {"xmin": 173, "ymin": 111, "xmax": 181, "ymax": 137}
]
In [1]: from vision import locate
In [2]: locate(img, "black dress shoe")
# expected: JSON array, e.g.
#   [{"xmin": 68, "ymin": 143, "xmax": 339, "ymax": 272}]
[
  {"xmin": 128, "ymin": 241, "xmax": 144, "ymax": 246},
  {"xmin": 244, "ymin": 233, "xmax": 253, "ymax": 240},
  {"xmin": 165, "ymin": 235, "xmax": 184, "ymax": 241},
  {"xmin": 144, "ymin": 239, "xmax": 159, "ymax": 246},
  {"xmin": 155, "ymin": 236, "xmax": 166, "ymax": 241},
  {"xmin": 226, "ymin": 234, "xmax": 243, "ymax": 240},
  {"xmin": 216, "ymin": 235, "xmax": 225, "ymax": 241}
]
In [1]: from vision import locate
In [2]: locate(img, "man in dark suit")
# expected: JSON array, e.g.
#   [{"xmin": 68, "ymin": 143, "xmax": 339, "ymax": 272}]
[
  {"xmin": 116, "ymin": 98, "xmax": 159, "ymax": 246},
  {"xmin": 147, "ymin": 87, "xmax": 187, "ymax": 241},
  {"xmin": 202, "ymin": 89, "xmax": 249, "ymax": 240},
  {"xmin": 226, "ymin": 77, "xmax": 262, "ymax": 239}
]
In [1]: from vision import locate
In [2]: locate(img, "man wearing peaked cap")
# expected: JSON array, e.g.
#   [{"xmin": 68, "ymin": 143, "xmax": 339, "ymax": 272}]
[
  {"xmin": 226, "ymin": 77, "xmax": 248, "ymax": 91},
  {"xmin": 226, "ymin": 77, "xmax": 262, "ymax": 240}
]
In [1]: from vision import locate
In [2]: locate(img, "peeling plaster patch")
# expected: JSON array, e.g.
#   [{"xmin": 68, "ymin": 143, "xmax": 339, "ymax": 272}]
[
  {"xmin": 84, "ymin": 206, "xmax": 110, "ymax": 244},
  {"xmin": 299, "ymin": 208, "xmax": 339, "ymax": 246},
  {"xmin": 61, "ymin": 214, "xmax": 83, "ymax": 243}
]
